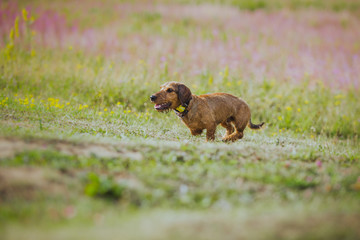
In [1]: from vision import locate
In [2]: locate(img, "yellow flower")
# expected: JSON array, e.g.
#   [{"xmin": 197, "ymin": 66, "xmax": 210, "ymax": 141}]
[
  {"xmin": 31, "ymin": 49, "xmax": 36, "ymax": 57},
  {"xmin": 335, "ymin": 101, "xmax": 341, "ymax": 106},
  {"xmin": 83, "ymin": 104, "xmax": 88, "ymax": 108},
  {"xmin": 278, "ymin": 116, "xmax": 283, "ymax": 121},
  {"xmin": 14, "ymin": 17, "xmax": 19, "ymax": 38},
  {"xmin": 297, "ymin": 108, "xmax": 301, "ymax": 112},
  {"xmin": 9, "ymin": 28, "xmax": 14, "ymax": 41},
  {"xmin": 104, "ymin": 108, "xmax": 107, "ymax": 112},
  {"xmin": 286, "ymin": 106, "xmax": 292, "ymax": 111},
  {"xmin": 208, "ymin": 76, "xmax": 213, "ymax": 85},
  {"xmin": 68, "ymin": 46, "xmax": 73, "ymax": 50},
  {"xmin": 127, "ymin": 110, "xmax": 131, "ymax": 113},
  {"xmin": 304, "ymin": 100, "xmax": 309, "ymax": 104},
  {"xmin": 22, "ymin": 9, "xmax": 28, "ymax": 22},
  {"xmin": 117, "ymin": 102, "xmax": 121, "ymax": 105},
  {"xmin": 66, "ymin": 102, "xmax": 70, "ymax": 105},
  {"xmin": 98, "ymin": 112, "xmax": 103, "ymax": 116},
  {"xmin": 223, "ymin": 66, "xmax": 229, "ymax": 78},
  {"xmin": 110, "ymin": 111, "xmax": 114, "ymax": 114},
  {"xmin": 334, "ymin": 94, "xmax": 344, "ymax": 99}
]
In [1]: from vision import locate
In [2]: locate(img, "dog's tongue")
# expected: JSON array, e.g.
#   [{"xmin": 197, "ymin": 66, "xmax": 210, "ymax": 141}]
[{"xmin": 154, "ymin": 102, "xmax": 170, "ymax": 110}]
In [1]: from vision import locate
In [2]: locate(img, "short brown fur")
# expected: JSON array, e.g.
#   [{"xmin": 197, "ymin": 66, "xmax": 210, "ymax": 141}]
[{"xmin": 150, "ymin": 82, "xmax": 264, "ymax": 142}]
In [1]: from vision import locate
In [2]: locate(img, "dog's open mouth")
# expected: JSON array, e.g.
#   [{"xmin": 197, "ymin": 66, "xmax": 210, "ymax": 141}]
[{"xmin": 154, "ymin": 102, "xmax": 171, "ymax": 111}]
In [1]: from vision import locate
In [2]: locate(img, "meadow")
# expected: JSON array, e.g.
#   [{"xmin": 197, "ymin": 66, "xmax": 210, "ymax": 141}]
[{"xmin": 1, "ymin": 0, "xmax": 360, "ymax": 239}]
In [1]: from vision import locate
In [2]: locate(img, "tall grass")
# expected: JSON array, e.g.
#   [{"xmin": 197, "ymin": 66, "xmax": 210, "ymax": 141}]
[{"xmin": 0, "ymin": 2, "xmax": 359, "ymax": 139}]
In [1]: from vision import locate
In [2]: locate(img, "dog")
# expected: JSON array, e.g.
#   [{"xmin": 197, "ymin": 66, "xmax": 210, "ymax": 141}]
[{"xmin": 150, "ymin": 82, "xmax": 264, "ymax": 142}]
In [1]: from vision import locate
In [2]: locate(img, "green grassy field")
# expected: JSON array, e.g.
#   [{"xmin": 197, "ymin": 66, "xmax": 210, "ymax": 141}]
[{"xmin": 1, "ymin": 0, "xmax": 360, "ymax": 239}]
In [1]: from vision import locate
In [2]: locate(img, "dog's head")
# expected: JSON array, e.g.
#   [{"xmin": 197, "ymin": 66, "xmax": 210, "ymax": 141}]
[{"xmin": 150, "ymin": 82, "xmax": 192, "ymax": 112}]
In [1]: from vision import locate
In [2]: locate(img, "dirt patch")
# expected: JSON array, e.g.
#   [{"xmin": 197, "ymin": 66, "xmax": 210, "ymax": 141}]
[
  {"xmin": 0, "ymin": 167, "xmax": 74, "ymax": 201},
  {"xmin": 0, "ymin": 137, "xmax": 146, "ymax": 202},
  {"xmin": 0, "ymin": 137, "xmax": 143, "ymax": 160}
]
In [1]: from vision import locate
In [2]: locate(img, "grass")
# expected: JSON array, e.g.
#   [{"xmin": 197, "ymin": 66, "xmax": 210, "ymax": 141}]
[
  {"xmin": 1, "ymin": 0, "xmax": 360, "ymax": 239},
  {"xmin": 1, "ymin": 49, "xmax": 359, "ymax": 138}
]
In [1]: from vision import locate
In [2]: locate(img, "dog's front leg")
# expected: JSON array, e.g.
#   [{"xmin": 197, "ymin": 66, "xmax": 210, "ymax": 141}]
[{"xmin": 205, "ymin": 125, "xmax": 216, "ymax": 142}]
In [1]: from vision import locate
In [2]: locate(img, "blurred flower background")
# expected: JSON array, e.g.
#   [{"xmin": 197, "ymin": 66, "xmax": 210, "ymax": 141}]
[{"xmin": 1, "ymin": 0, "xmax": 360, "ymax": 89}]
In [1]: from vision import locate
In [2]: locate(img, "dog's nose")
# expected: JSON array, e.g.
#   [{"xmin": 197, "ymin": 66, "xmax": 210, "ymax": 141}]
[{"xmin": 150, "ymin": 95, "xmax": 157, "ymax": 102}]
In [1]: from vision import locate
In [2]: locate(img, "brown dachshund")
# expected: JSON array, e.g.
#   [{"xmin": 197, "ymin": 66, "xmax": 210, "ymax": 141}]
[{"xmin": 150, "ymin": 82, "xmax": 264, "ymax": 142}]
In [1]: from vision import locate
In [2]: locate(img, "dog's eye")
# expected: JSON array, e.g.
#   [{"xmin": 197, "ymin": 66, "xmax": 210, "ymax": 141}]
[{"xmin": 167, "ymin": 89, "xmax": 174, "ymax": 93}]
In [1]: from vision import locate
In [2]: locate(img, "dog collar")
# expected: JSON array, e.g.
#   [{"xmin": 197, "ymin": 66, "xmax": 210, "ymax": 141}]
[
  {"xmin": 174, "ymin": 105, "xmax": 189, "ymax": 118},
  {"xmin": 175, "ymin": 105, "xmax": 186, "ymax": 113}
]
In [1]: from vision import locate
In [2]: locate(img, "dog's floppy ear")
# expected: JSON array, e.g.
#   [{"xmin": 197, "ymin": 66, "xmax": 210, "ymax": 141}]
[{"xmin": 177, "ymin": 83, "xmax": 192, "ymax": 106}]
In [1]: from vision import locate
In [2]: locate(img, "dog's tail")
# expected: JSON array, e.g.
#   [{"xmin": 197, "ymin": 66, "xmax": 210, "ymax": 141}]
[{"xmin": 248, "ymin": 119, "xmax": 265, "ymax": 130}]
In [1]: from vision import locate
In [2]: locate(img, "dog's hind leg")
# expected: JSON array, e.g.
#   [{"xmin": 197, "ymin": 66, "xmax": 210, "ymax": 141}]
[
  {"xmin": 221, "ymin": 121, "xmax": 234, "ymax": 140},
  {"xmin": 222, "ymin": 116, "xmax": 247, "ymax": 142}
]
